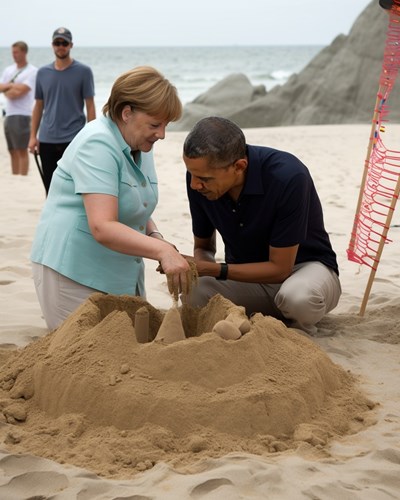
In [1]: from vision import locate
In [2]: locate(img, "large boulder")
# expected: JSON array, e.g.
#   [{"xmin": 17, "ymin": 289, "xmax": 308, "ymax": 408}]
[
  {"xmin": 170, "ymin": 73, "xmax": 266, "ymax": 131},
  {"xmin": 173, "ymin": 1, "xmax": 399, "ymax": 130}
]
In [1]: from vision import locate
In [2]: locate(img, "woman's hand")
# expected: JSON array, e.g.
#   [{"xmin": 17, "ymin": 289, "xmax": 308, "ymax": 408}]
[
  {"xmin": 156, "ymin": 253, "xmax": 194, "ymax": 274},
  {"xmin": 159, "ymin": 250, "xmax": 195, "ymax": 302}
]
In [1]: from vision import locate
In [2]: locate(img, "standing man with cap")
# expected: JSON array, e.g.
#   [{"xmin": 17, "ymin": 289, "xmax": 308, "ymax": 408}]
[
  {"xmin": 29, "ymin": 27, "xmax": 96, "ymax": 194},
  {"xmin": 0, "ymin": 41, "xmax": 37, "ymax": 175}
]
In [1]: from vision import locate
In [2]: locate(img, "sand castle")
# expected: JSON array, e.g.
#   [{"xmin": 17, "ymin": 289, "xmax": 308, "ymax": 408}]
[{"xmin": 0, "ymin": 293, "xmax": 374, "ymax": 479}]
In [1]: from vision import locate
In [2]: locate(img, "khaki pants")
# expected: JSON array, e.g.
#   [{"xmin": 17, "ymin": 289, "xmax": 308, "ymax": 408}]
[
  {"xmin": 187, "ymin": 261, "xmax": 342, "ymax": 335},
  {"xmin": 32, "ymin": 263, "xmax": 101, "ymax": 331}
]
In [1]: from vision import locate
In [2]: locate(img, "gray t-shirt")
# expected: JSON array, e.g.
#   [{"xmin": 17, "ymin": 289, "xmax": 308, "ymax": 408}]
[{"xmin": 35, "ymin": 60, "xmax": 95, "ymax": 143}]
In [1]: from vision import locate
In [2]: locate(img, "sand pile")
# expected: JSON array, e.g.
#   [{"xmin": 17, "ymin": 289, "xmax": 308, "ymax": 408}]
[{"xmin": 0, "ymin": 293, "xmax": 374, "ymax": 479}]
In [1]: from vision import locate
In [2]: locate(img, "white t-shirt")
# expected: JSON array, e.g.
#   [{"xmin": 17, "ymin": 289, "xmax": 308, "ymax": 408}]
[{"xmin": 1, "ymin": 63, "xmax": 37, "ymax": 116}]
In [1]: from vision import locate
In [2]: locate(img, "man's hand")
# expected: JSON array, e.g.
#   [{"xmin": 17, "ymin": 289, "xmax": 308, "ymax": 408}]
[{"xmin": 28, "ymin": 137, "xmax": 39, "ymax": 154}]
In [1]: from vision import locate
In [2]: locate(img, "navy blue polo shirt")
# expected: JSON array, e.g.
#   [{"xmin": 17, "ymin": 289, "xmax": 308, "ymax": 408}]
[{"xmin": 186, "ymin": 145, "xmax": 339, "ymax": 274}]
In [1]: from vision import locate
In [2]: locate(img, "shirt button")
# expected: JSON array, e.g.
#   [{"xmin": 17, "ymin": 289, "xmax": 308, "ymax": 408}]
[
  {"xmin": 135, "ymin": 258, "xmax": 141, "ymax": 263},
  {"xmin": 232, "ymin": 209, "xmax": 236, "ymax": 213},
  {"xmin": 141, "ymin": 181, "xmax": 147, "ymax": 187},
  {"xmin": 139, "ymin": 225, "xmax": 144, "ymax": 231},
  {"xmin": 143, "ymin": 202, "xmax": 148, "ymax": 207},
  {"xmin": 239, "ymin": 223, "xmax": 244, "ymax": 227}
]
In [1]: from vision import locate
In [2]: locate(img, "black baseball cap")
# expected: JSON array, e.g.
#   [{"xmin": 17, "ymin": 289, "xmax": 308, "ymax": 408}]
[{"xmin": 52, "ymin": 27, "xmax": 72, "ymax": 43}]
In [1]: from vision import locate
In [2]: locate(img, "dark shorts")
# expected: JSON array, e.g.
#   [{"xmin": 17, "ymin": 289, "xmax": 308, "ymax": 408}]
[{"xmin": 4, "ymin": 115, "xmax": 31, "ymax": 150}]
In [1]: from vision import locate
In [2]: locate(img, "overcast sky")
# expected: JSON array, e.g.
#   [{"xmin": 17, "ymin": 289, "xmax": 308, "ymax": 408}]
[{"xmin": 1, "ymin": 0, "xmax": 373, "ymax": 47}]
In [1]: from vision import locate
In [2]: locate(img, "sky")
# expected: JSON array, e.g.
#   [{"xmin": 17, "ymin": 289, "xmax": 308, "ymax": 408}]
[{"xmin": 1, "ymin": 0, "xmax": 373, "ymax": 47}]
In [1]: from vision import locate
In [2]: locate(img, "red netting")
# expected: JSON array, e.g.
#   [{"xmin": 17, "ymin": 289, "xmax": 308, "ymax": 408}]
[{"xmin": 347, "ymin": 10, "xmax": 400, "ymax": 269}]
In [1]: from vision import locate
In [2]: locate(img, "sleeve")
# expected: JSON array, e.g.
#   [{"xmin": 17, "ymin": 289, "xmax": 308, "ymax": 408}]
[
  {"xmin": 82, "ymin": 66, "xmax": 95, "ymax": 99},
  {"xmin": 21, "ymin": 67, "xmax": 37, "ymax": 90},
  {"xmin": 35, "ymin": 70, "xmax": 43, "ymax": 99},
  {"xmin": 269, "ymin": 172, "xmax": 311, "ymax": 247},
  {"xmin": 68, "ymin": 136, "xmax": 121, "ymax": 196}
]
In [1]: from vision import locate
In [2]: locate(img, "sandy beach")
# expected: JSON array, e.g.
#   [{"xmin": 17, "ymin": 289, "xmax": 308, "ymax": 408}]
[{"xmin": 1, "ymin": 121, "xmax": 400, "ymax": 499}]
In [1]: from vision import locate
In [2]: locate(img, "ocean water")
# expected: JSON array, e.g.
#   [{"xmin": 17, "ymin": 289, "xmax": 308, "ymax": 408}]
[{"xmin": 0, "ymin": 45, "xmax": 322, "ymax": 110}]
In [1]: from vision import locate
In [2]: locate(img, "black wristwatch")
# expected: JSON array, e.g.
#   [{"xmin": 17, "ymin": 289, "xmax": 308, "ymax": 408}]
[{"xmin": 216, "ymin": 262, "xmax": 229, "ymax": 280}]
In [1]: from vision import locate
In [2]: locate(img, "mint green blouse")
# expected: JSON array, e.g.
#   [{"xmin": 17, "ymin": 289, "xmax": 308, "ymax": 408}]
[{"xmin": 31, "ymin": 115, "xmax": 158, "ymax": 296}]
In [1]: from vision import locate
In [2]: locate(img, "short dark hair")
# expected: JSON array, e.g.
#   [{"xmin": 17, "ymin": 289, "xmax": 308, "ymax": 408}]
[{"xmin": 183, "ymin": 116, "xmax": 246, "ymax": 167}]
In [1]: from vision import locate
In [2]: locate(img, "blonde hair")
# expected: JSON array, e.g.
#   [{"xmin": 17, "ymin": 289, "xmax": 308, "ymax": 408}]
[
  {"xmin": 102, "ymin": 66, "xmax": 182, "ymax": 122},
  {"xmin": 12, "ymin": 41, "xmax": 28, "ymax": 53}
]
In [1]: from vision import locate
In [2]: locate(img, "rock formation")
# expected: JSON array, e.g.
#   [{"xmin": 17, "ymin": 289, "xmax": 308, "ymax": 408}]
[{"xmin": 172, "ymin": 1, "xmax": 399, "ymax": 131}]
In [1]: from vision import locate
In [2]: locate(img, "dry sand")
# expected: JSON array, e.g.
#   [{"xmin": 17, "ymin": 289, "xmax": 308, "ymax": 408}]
[{"xmin": 1, "ymin": 121, "xmax": 400, "ymax": 498}]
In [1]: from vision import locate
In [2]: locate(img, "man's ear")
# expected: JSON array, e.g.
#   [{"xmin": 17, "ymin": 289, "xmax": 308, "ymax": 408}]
[{"xmin": 235, "ymin": 158, "xmax": 248, "ymax": 173}]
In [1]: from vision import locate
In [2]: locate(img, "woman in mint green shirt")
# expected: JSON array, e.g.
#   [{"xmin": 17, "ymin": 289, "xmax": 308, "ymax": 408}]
[{"xmin": 31, "ymin": 66, "xmax": 190, "ymax": 330}]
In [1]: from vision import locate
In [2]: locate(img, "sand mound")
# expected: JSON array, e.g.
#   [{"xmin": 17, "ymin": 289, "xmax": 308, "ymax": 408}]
[{"xmin": 0, "ymin": 293, "xmax": 374, "ymax": 478}]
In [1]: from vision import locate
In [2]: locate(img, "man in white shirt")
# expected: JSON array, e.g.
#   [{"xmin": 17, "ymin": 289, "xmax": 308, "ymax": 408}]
[{"xmin": 0, "ymin": 41, "xmax": 37, "ymax": 175}]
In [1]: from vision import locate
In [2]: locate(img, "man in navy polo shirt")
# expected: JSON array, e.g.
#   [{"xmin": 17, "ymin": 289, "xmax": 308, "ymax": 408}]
[{"xmin": 183, "ymin": 116, "xmax": 341, "ymax": 335}]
